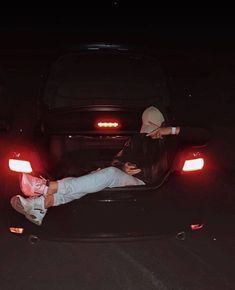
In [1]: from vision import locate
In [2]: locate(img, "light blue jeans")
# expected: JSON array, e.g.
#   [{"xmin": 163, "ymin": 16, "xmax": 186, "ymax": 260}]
[{"xmin": 53, "ymin": 166, "xmax": 145, "ymax": 206}]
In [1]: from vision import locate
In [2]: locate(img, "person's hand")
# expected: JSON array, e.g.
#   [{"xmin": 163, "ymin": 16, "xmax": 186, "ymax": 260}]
[
  {"xmin": 145, "ymin": 121, "xmax": 175, "ymax": 139},
  {"xmin": 123, "ymin": 162, "xmax": 141, "ymax": 175},
  {"xmin": 146, "ymin": 127, "xmax": 172, "ymax": 139}
]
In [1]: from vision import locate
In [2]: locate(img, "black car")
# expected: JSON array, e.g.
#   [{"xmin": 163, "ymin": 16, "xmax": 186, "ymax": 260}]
[{"xmin": 1, "ymin": 44, "xmax": 216, "ymax": 242}]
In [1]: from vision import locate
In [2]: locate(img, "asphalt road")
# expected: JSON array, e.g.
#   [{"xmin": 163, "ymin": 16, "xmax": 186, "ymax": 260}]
[{"xmin": 1, "ymin": 214, "xmax": 235, "ymax": 290}]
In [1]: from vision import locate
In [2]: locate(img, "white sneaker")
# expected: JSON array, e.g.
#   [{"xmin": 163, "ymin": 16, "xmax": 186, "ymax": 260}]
[
  {"xmin": 10, "ymin": 195, "xmax": 47, "ymax": 226},
  {"xmin": 20, "ymin": 173, "xmax": 48, "ymax": 197}
]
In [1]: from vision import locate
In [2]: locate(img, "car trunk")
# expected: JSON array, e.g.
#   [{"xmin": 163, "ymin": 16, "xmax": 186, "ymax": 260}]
[
  {"xmin": 39, "ymin": 48, "xmax": 171, "ymax": 197},
  {"xmin": 42, "ymin": 106, "xmax": 171, "ymax": 195},
  {"xmin": 49, "ymin": 134, "xmax": 129, "ymax": 179},
  {"xmin": 7, "ymin": 48, "xmax": 204, "ymax": 240}
]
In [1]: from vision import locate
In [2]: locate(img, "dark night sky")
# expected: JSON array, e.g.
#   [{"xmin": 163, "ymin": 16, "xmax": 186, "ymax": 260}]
[
  {"xmin": 0, "ymin": 0, "xmax": 233, "ymax": 55},
  {"xmin": 0, "ymin": 1, "xmax": 234, "ymax": 43},
  {"xmin": 0, "ymin": 2, "xmax": 235, "ymax": 172},
  {"xmin": 1, "ymin": 2, "xmax": 235, "ymax": 78},
  {"xmin": 0, "ymin": 4, "xmax": 235, "ymax": 137}
]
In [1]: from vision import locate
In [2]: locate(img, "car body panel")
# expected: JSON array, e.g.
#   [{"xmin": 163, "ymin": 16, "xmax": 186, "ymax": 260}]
[{"xmin": 1, "ymin": 43, "xmax": 216, "ymax": 240}]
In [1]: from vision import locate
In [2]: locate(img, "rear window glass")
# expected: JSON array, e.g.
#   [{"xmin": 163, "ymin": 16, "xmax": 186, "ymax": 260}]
[{"xmin": 44, "ymin": 52, "xmax": 167, "ymax": 108}]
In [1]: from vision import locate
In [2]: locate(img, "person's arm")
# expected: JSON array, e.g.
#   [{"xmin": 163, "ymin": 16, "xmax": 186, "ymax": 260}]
[
  {"xmin": 111, "ymin": 148, "xmax": 126, "ymax": 169},
  {"xmin": 146, "ymin": 126, "xmax": 180, "ymax": 139},
  {"xmin": 175, "ymin": 126, "xmax": 211, "ymax": 145},
  {"xmin": 111, "ymin": 137, "xmax": 132, "ymax": 169},
  {"xmin": 111, "ymin": 136, "xmax": 141, "ymax": 175},
  {"xmin": 146, "ymin": 125, "xmax": 210, "ymax": 145}
]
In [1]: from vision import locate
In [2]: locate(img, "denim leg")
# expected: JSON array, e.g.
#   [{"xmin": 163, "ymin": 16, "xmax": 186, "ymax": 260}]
[{"xmin": 53, "ymin": 166, "xmax": 145, "ymax": 205}]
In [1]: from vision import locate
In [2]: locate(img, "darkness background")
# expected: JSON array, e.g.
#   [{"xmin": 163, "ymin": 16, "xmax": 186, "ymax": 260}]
[
  {"xmin": 1, "ymin": 6, "xmax": 235, "ymax": 289},
  {"xmin": 0, "ymin": 2, "xmax": 235, "ymax": 170}
]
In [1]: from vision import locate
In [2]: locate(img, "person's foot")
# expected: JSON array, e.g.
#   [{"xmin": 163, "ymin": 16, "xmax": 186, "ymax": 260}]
[
  {"xmin": 20, "ymin": 173, "xmax": 48, "ymax": 197},
  {"xmin": 10, "ymin": 195, "xmax": 47, "ymax": 226}
]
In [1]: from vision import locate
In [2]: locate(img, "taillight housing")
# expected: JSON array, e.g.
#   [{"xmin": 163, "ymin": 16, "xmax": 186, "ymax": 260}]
[
  {"xmin": 190, "ymin": 224, "xmax": 204, "ymax": 230},
  {"xmin": 7, "ymin": 146, "xmax": 43, "ymax": 174},
  {"xmin": 179, "ymin": 150, "xmax": 205, "ymax": 173},
  {"xmin": 182, "ymin": 158, "xmax": 204, "ymax": 172},
  {"xmin": 95, "ymin": 119, "xmax": 121, "ymax": 129},
  {"xmin": 8, "ymin": 150, "xmax": 36, "ymax": 173},
  {"xmin": 9, "ymin": 159, "xmax": 32, "ymax": 173},
  {"xmin": 9, "ymin": 227, "xmax": 24, "ymax": 234}
]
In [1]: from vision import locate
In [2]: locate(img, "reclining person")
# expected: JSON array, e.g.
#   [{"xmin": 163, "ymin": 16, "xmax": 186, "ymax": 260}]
[{"xmin": 10, "ymin": 106, "xmax": 208, "ymax": 225}]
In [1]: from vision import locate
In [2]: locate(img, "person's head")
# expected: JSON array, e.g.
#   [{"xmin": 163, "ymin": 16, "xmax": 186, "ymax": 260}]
[{"xmin": 140, "ymin": 106, "xmax": 165, "ymax": 133}]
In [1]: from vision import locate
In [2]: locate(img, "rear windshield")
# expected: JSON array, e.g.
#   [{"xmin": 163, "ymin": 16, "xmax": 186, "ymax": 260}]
[{"xmin": 44, "ymin": 52, "xmax": 168, "ymax": 109}]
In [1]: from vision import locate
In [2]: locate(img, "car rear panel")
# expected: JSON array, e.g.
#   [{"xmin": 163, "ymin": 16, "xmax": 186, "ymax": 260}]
[
  {"xmin": 3, "ymin": 46, "xmax": 216, "ymax": 241},
  {"xmin": 6, "ymin": 170, "xmax": 212, "ymax": 241},
  {"xmin": 5, "ymin": 107, "xmax": 214, "ymax": 241}
]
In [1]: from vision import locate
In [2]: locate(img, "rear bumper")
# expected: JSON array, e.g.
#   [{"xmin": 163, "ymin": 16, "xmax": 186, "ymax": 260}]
[
  {"xmin": 6, "ymin": 198, "xmax": 205, "ymax": 241},
  {"xmin": 3, "ymin": 170, "xmax": 223, "ymax": 241}
]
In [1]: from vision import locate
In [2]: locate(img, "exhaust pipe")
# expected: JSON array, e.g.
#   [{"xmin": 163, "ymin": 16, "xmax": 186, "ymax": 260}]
[
  {"xmin": 28, "ymin": 235, "xmax": 40, "ymax": 245},
  {"xmin": 176, "ymin": 231, "xmax": 186, "ymax": 240}
]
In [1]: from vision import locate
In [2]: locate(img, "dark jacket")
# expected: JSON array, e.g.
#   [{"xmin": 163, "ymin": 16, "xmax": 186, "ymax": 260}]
[{"xmin": 111, "ymin": 127, "xmax": 210, "ymax": 184}]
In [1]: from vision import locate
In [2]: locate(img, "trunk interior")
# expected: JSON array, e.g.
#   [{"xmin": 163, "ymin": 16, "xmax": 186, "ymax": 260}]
[
  {"xmin": 43, "ymin": 106, "xmax": 142, "ymax": 180},
  {"xmin": 49, "ymin": 134, "xmax": 130, "ymax": 179},
  {"xmin": 45, "ymin": 131, "xmax": 172, "ymax": 203},
  {"xmin": 42, "ymin": 106, "xmax": 171, "ymax": 196}
]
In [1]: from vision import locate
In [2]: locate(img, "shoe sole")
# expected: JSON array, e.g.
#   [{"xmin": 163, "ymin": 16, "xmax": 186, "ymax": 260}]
[
  {"xmin": 10, "ymin": 196, "xmax": 42, "ymax": 226},
  {"xmin": 10, "ymin": 196, "xmax": 26, "ymax": 216}
]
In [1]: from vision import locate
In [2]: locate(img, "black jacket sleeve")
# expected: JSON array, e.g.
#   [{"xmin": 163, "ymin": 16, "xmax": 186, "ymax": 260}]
[
  {"xmin": 110, "ymin": 137, "xmax": 133, "ymax": 169},
  {"xmin": 178, "ymin": 126, "xmax": 211, "ymax": 146}
]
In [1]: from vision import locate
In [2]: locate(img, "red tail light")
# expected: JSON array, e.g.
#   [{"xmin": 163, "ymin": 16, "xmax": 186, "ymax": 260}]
[
  {"xmin": 190, "ymin": 224, "xmax": 204, "ymax": 230},
  {"xmin": 178, "ymin": 150, "xmax": 205, "ymax": 173},
  {"xmin": 97, "ymin": 122, "xmax": 119, "ymax": 128},
  {"xmin": 9, "ymin": 159, "xmax": 33, "ymax": 173},
  {"xmin": 9, "ymin": 227, "xmax": 24, "ymax": 234},
  {"xmin": 182, "ymin": 158, "xmax": 204, "ymax": 172},
  {"xmin": 96, "ymin": 120, "xmax": 120, "ymax": 129}
]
